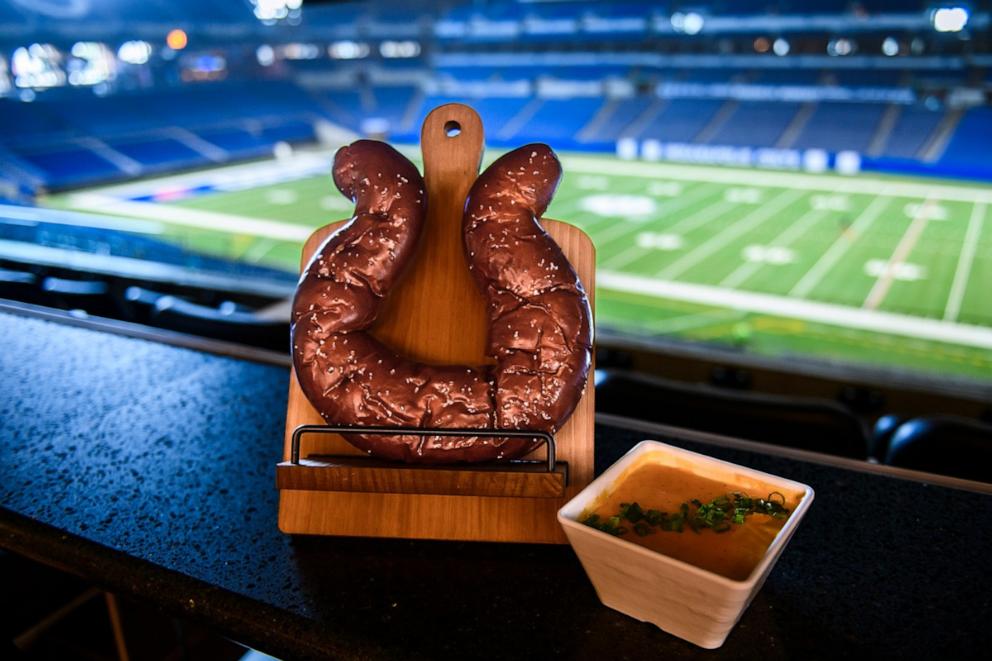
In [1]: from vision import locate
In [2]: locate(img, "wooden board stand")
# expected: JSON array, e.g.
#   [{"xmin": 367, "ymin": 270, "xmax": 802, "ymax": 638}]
[{"xmin": 278, "ymin": 104, "xmax": 595, "ymax": 543}]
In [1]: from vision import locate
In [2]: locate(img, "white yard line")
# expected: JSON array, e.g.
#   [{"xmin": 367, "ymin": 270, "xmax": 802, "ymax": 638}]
[
  {"xmin": 599, "ymin": 270, "xmax": 992, "ymax": 350},
  {"xmin": 719, "ymin": 207, "xmax": 826, "ymax": 289},
  {"xmin": 242, "ymin": 238, "xmax": 280, "ymax": 264},
  {"xmin": 82, "ymin": 150, "xmax": 337, "ymax": 199},
  {"xmin": 587, "ymin": 181, "xmax": 720, "ymax": 248},
  {"xmin": 65, "ymin": 193, "xmax": 315, "ymax": 242},
  {"xmin": 600, "ymin": 200, "xmax": 732, "ymax": 270},
  {"xmin": 789, "ymin": 195, "xmax": 890, "ymax": 298},
  {"xmin": 657, "ymin": 189, "xmax": 803, "ymax": 279},
  {"xmin": 641, "ymin": 309, "xmax": 746, "ymax": 334},
  {"xmin": 943, "ymin": 201, "xmax": 987, "ymax": 322},
  {"xmin": 561, "ymin": 154, "xmax": 992, "ymax": 204},
  {"xmin": 863, "ymin": 195, "xmax": 935, "ymax": 310}
]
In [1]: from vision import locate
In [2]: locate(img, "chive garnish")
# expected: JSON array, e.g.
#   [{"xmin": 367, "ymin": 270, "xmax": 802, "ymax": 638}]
[{"xmin": 582, "ymin": 492, "xmax": 791, "ymax": 537}]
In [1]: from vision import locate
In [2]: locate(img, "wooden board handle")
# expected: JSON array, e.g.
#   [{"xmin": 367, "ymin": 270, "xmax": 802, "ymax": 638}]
[
  {"xmin": 371, "ymin": 104, "xmax": 491, "ymax": 365},
  {"xmin": 421, "ymin": 104, "xmax": 485, "ymax": 230}
]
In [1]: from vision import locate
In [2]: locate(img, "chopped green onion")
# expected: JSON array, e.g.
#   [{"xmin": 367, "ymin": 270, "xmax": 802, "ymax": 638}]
[{"xmin": 581, "ymin": 491, "xmax": 792, "ymax": 537}]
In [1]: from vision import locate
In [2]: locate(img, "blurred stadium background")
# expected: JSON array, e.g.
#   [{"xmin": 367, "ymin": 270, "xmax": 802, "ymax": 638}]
[{"xmin": 0, "ymin": 0, "xmax": 990, "ymax": 384}]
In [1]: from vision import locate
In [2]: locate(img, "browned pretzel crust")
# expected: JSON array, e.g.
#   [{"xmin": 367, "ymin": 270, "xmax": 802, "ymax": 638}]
[{"xmin": 291, "ymin": 140, "xmax": 592, "ymax": 463}]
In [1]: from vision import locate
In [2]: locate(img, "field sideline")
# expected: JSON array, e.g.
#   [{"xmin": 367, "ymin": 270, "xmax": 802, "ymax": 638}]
[{"xmin": 46, "ymin": 148, "xmax": 992, "ymax": 381}]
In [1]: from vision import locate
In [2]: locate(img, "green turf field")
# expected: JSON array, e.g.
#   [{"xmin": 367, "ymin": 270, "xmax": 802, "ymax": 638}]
[{"xmin": 48, "ymin": 150, "xmax": 992, "ymax": 382}]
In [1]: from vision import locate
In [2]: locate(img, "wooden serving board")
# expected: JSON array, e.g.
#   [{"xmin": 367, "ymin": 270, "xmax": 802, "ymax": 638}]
[{"xmin": 278, "ymin": 103, "xmax": 595, "ymax": 543}]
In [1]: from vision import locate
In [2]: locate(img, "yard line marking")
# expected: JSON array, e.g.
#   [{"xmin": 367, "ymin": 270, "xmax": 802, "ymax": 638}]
[
  {"xmin": 65, "ymin": 193, "xmax": 314, "ymax": 242},
  {"xmin": 944, "ymin": 201, "xmax": 987, "ymax": 322},
  {"xmin": 561, "ymin": 154, "xmax": 992, "ymax": 205},
  {"xmin": 82, "ymin": 150, "xmax": 337, "ymax": 199},
  {"xmin": 600, "ymin": 200, "xmax": 732, "ymax": 269},
  {"xmin": 587, "ymin": 182, "xmax": 720, "ymax": 248},
  {"xmin": 657, "ymin": 189, "xmax": 803, "ymax": 280},
  {"xmin": 720, "ymin": 208, "xmax": 826, "ymax": 289},
  {"xmin": 243, "ymin": 238, "xmax": 280, "ymax": 264},
  {"xmin": 789, "ymin": 195, "xmax": 890, "ymax": 298},
  {"xmin": 863, "ymin": 195, "xmax": 935, "ymax": 310},
  {"xmin": 642, "ymin": 309, "xmax": 747, "ymax": 334},
  {"xmin": 598, "ymin": 270, "xmax": 992, "ymax": 350}
]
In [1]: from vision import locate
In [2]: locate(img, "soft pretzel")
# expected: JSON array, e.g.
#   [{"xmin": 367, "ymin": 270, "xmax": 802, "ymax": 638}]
[{"xmin": 291, "ymin": 140, "xmax": 592, "ymax": 463}]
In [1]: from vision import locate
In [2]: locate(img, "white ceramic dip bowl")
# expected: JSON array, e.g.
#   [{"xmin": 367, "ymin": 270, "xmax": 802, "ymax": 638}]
[{"xmin": 558, "ymin": 440, "xmax": 814, "ymax": 649}]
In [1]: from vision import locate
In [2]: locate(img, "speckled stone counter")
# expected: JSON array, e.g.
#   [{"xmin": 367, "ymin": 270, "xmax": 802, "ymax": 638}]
[{"xmin": 1, "ymin": 309, "xmax": 989, "ymax": 660}]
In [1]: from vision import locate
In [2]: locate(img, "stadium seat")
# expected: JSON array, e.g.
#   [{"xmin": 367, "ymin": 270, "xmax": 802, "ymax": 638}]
[
  {"xmin": 870, "ymin": 413, "xmax": 905, "ymax": 461},
  {"xmin": 150, "ymin": 294, "xmax": 288, "ymax": 351},
  {"xmin": 0, "ymin": 267, "xmax": 40, "ymax": 304},
  {"xmin": 884, "ymin": 417, "xmax": 992, "ymax": 483},
  {"xmin": 122, "ymin": 286, "xmax": 168, "ymax": 324},
  {"xmin": 40, "ymin": 276, "xmax": 117, "ymax": 318},
  {"xmin": 595, "ymin": 370, "xmax": 870, "ymax": 459}
]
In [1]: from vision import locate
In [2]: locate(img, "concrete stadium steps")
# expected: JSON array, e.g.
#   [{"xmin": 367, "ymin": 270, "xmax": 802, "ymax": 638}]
[
  {"xmin": 875, "ymin": 106, "xmax": 945, "ymax": 161},
  {"xmin": 707, "ymin": 102, "xmax": 801, "ymax": 148},
  {"xmin": 775, "ymin": 102, "xmax": 816, "ymax": 149},
  {"xmin": 931, "ymin": 107, "xmax": 992, "ymax": 169},
  {"xmin": 694, "ymin": 100, "xmax": 740, "ymax": 145},
  {"xmin": 866, "ymin": 104, "xmax": 901, "ymax": 157},
  {"xmin": 790, "ymin": 102, "xmax": 887, "ymax": 153},
  {"xmin": 637, "ymin": 99, "xmax": 725, "ymax": 144},
  {"xmin": 921, "ymin": 109, "xmax": 965, "ymax": 163}
]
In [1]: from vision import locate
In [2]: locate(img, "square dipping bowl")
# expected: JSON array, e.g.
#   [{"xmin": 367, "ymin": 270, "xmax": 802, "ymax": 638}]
[{"xmin": 558, "ymin": 440, "xmax": 814, "ymax": 649}]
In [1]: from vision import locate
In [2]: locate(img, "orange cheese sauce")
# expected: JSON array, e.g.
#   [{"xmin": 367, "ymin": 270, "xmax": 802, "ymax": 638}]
[{"xmin": 582, "ymin": 461, "xmax": 800, "ymax": 581}]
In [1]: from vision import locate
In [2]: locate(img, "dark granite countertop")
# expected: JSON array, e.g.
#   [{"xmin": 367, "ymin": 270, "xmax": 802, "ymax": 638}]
[{"xmin": 1, "ymin": 309, "xmax": 989, "ymax": 660}]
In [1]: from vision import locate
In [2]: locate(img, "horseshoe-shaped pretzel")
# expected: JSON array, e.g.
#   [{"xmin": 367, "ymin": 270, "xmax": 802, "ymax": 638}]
[{"xmin": 291, "ymin": 139, "xmax": 592, "ymax": 463}]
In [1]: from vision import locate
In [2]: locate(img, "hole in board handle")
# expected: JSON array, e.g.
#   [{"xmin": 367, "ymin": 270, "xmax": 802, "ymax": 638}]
[{"xmin": 444, "ymin": 120, "xmax": 461, "ymax": 138}]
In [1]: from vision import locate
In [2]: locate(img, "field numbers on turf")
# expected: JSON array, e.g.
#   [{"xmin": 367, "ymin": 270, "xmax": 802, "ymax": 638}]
[
  {"xmin": 903, "ymin": 202, "xmax": 948, "ymax": 221},
  {"xmin": 320, "ymin": 195, "xmax": 353, "ymax": 211},
  {"xmin": 723, "ymin": 187, "xmax": 762, "ymax": 204},
  {"xmin": 636, "ymin": 232, "xmax": 684, "ymax": 250},
  {"xmin": 579, "ymin": 194, "xmax": 657, "ymax": 219},
  {"xmin": 864, "ymin": 259, "xmax": 926, "ymax": 281},
  {"xmin": 810, "ymin": 194, "xmax": 850, "ymax": 212},
  {"xmin": 265, "ymin": 189, "xmax": 299, "ymax": 205},
  {"xmin": 646, "ymin": 181, "xmax": 683, "ymax": 197},
  {"xmin": 576, "ymin": 175, "xmax": 609, "ymax": 190},
  {"xmin": 743, "ymin": 245, "xmax": 795, "ymax": 265}
]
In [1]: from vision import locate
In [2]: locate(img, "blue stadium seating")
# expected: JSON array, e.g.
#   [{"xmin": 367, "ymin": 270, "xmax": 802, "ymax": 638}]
[
  {"xmin": 706, "ymin": 102, "xmax": 800, "ymax": 147},
  {"xmin": 939, "ymin": 107, "xmax": 992, "ymax": 172},
  {"xmin": 369, "ymin": 86, "xmax": 420, "ymax": 132},
  {"xmin": 108, "ymin": 137, "xmax": 205, "ymax": 171},
  {"xmin": 584, "ymin": 97, "xmax": 654, "ymax": 142},
  {"xmin": 508, "ymin": 97, "xmax": 604, "ymax": 147},
  {"xmin": 881, "ymin": 105, "xmax": 943, "ymax": 160},
  {"xmin": 14, "ymin": 146, "xmax": 122, "ymax": 188},
  {"xmin": 193, "ymin": 127, "xmax": 271, "ymax": 159},
  {"xmin": 791, "ymin": 102, "xmax": 886, "ymax": 152},
  {"xmin": 637, "ymin": 99, "xmax": 725, "ymax": 143}
]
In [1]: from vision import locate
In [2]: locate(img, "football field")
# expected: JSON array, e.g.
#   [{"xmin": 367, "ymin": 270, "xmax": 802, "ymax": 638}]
[{"xmin": 48, "ymin": 149, "xmax": 992, "ymax": 381}]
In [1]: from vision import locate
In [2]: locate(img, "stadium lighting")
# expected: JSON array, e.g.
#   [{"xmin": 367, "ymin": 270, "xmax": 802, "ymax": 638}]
[
  {"xmin": 671, "ymin": 12, "xmax": 704, "ymax": 35},
  {"xmin": 280, "ymin": 43, "xmax": 320, "ymax": 60},
  {"xmin": 931, "ymin": 6, "xmax": 969, "ymax": 32},
  {"xmin": 166, "ymin": 29, "xmax": 188, "ymax": 51},
  {"xmin": 329, "ymin": 41, "xmax": 370, "ymax": 60},
  {"xmin": 256, "ymin": 44, "xmax": 275, "ymax": 66},
  {"xmin": 118, "ymin": 41, "xmax": 152, "ymax": 65},
  {"xmin": 827, "ymin": 38, "xmax": 854, "ymax": 56},
  {"xmin": 881, "ymin": 36, "xmax": 900, "ymax": 56},
  {"xmin": 380, "ymin": 40, "xmax": 421, "ymax": 58},
  {"xmin": 772, "ymin": 38, "xmax": 790, "ymax": 56},
  {"xmin": 68, "ymin": 42, "xmax": 115, "ymax": 86},
  {"xmin": 251, "ymin": 0, "xmax": 301, "ymax": 24},
  {"xmin": 11, "ymin": 44, "xmax": 66, "ymax": 89}
]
